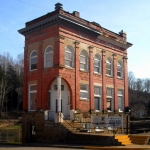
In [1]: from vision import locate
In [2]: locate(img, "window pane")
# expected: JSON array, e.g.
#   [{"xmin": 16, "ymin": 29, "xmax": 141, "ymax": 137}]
[
  {"xmin": 107, "ymin": 88, "xmax": 112, "ymax": 96},
  {"xmin": 80, "ymin": 92, "xmax": 88, "ymax": 98},
  {"xmin": 46, "ymin": 53, "xmax": 53, "ymax": 60},
  {"xmin": 65, "ymin": 52, "xmax": 72, "ymax": 60},
  {"xmin": 80, "ymin": 85, "xmax": 87, "ymax": 90},
  {"xmin": 31, "ymin": 57, "xmax": 37, "ymax": 64},
  {"xmin": 65, "ymin": 60, "xmax": 71, "ymax": 67},
  {"xmin": 117, "ymin": 72, "xmax": 121, "ymax": 77},
  {"xmin": 106, "ymin": 63, "xmax": 111, "ymax": 69},
  {"xmin": 94, "ymin": 67, "xmax": 99, "ymax": 73},
  {"xmin": 31, "ymin": 51, "xmax": 37, "ymax": 57},
  {"xmin": 94, "ymin": 60, "xmax": 99, "ymax": 67},
  {"xmin": 30, "ymin": 85, "xmax": 37, "ymax": 91},
  {"xmin": 118, "ymin": 96, "xmax": 123, "ymax": 110},
  {"xmin": 31, "ymin": 64, "xmax": 37, "ymax": 70},
  {"xmin": 94, "ymin": 97, "xmax": 99, "ymax": 110},
  {"xmin": 118, "ymin": 90, "xmax": 123, "ymax": 95},
  {"xmin": 80, "ymin": 56, "xmax": 86, "ymax": 63},
  {"xmin": 46, "ymin": 60, "xmax": 53, "ymax": 67},
  {"xmin": 80, "ymin": 64, "xmax": 85, "ymax": 70},
  {"xmin": 106, "ymin": 69, "xmax": 111, "ymax": 75},
  {"xmin": 94, "ymin": 87, "xmax": 100, "ymax": 95},
  {"xmin": 30, "ymin": 93, "xmax": 36, "ymax": 110},
  {"xmin": 107, "ymin": 98, "xmax": 111, "ymax": 110}
]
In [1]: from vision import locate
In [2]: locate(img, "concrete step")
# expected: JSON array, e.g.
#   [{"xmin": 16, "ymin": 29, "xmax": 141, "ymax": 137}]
[
  {"xmin": 129, "ymin": 135, "xmax": 150, "ymax": 145},
  {"xmin": 115, "ymin": 135, "xmax": 132, "ymax": 146}
]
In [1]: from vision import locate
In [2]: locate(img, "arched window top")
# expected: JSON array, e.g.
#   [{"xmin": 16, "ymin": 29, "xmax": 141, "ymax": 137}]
[
  {"xmin": 80, "ymin": 50, "xmax": 88, "ymax": 57},
  {"xmin": 65, "ymin": 45, "xmax": 74, "ymax": 53},
  {"xmin": 106, "ymin": 58, "xmax": 112, "ymax": 76},
  {"xmin": 94, "ymin": 54, "xmax": 101, "ymax": 60},
  {"xmin": 45, "ymin": 46, "xmax": 53, "ymax": 53},
  {"xmin": 80, "ymin": 50, "xmax": 88, "ymax": 71},
  {"xmin": 44, "ymin": 46, "xmax": 53, "ymax": 68},
  {"xmin": 117, "ymin": 60, "xmax": 123, "ymax": 78},
  {"xmin": 106, "ymin": 58, "xmax": 112, "ymax": 64},
  {"xmin": 65, "ymin": 45, "xmax": 74, "ymax": 68},
  {"xmin": 30, "ymin": 51, "xmax": 37, "ymax": 57},
  {"xmin": 30, "ymin": 50, "xmax": 37, "ymax": 71},
  {"xmin": 94, "ymin": 54, "xmax": 101, "ymax": 74},
  {"xmin": 117, "ymin": 61, "xmax": 122, "ymax": 67}
]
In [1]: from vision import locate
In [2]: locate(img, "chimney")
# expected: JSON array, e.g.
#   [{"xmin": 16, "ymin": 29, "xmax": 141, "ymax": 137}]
[
  {"xmin": 73, "ymin": 11, "xmax": 80, "ymax": 17},
  {"xmin": 55, "ymin": 3, "xmax": 63, "ymax": 10}
]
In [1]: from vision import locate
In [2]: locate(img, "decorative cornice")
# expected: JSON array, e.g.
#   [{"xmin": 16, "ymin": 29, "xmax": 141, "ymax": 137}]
[{"xmin": 18, "ymin": 14, "xmax": 101, "ymax": 37}]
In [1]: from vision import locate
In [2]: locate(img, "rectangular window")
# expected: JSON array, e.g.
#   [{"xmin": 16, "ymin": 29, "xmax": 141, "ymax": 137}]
[
  {"xmin": 80, "ymin": 84, "xmax": 88, "ymax": 99},
  {"xmin": 94, "ymin": 97, "xmax": 99, "ymax": 110},
  {"xmin": 106, "ymin": 88, "xmax": 113, "ymax": 111},
  {"xmin": 94, "ymin": 86, "xmax": 101, "ymax": 111},
  {"xmin": 118, "ymin": 90, "xmax": 124, "ymax": 111},
  {"xmin": 29, "ymin": 84, "xmax": 37, "ymax": 111}
]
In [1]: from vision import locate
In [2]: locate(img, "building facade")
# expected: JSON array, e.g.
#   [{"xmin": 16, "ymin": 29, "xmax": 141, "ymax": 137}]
[{"xmin": 19, "ymin": 3, "xmax": 132, "ymax": 143}]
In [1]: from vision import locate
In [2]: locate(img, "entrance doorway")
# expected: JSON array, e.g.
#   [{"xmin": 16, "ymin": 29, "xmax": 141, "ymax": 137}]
[{"xmin": 50, "ymin": 79, "xmax": 70, "ymax": 119}]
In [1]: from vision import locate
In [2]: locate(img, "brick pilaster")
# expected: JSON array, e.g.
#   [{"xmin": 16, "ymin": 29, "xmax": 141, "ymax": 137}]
[
  {"xmin": 74, "ymin": 41, "xmax": 80, "ymax": 110},
  {"xmin": 113, "ymin": 53, "xmax": 118, "ymax": 112},
  {"xmin": 37, "ymin": 41, "xmax": 43, "ymax": 110},
  {"xmin": 123, "ymin": 56, "xmax": 128, "ymax": 107},
  {"xmin": 23, "ymin": 46, "xmax": 28, "ymax": 110},
  {"xmin": 89, "ymin": 46, "xmax": 94, "ymax": 111},
  {"xmin": 54, "ymin": 35, "xmax": 65, "ymax": 67},
  {"xmin": 101, "ymin": 50, "xmax": 107, "ymax": 112}
]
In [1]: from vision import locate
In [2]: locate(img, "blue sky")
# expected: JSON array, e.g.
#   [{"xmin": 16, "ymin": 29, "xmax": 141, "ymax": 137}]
[{"xmin": 0, "ymin": 0, "xmax": 150, "ymax": 78}]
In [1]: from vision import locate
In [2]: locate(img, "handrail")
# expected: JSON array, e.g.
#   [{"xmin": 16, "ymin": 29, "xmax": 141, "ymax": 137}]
[{"xmin": 59, "ymin": 113, "xmax": 74, "ymax": 132}]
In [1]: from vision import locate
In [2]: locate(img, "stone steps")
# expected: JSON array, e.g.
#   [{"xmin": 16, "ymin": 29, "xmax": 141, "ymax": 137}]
[
  {"xmin": 115, "ymin": 135, "xmax": 132, "ymax": 146},
  {"xmin": 129, "ymin": 135, "xmax": 150, "ymax": 145}
]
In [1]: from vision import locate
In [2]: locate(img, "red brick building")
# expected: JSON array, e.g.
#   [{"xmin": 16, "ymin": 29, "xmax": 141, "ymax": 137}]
[{"xmin": 19, "ymin": 3, "xmax": 132, "ymax": 143}]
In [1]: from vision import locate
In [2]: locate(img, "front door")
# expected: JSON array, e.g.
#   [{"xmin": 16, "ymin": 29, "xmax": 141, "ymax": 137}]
[{"xmin": 50, "ymin": 79, "xmax": 70, "ymax": 119}]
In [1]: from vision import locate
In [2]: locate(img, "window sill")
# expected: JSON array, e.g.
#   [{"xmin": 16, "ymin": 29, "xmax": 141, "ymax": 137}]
[
  {"xmin": 94, "ymin": 72, "xmax": 102, "ymax": 76},
  {"xmin": 80, "ymin": 98, "xmax": 89, "ymax": 101},
  {"xmin": 106, "ymin": 74, "xmax": 113, "ymax": 78},
  {"xmin": 117, "ymin": 77, "xmax": 123, "ymax": 80},
  {"xmin": 65, "ymin": 66, "xmax": 74, "ymax": 70},
  {"xmin": 29, "ymin": 69, "xmax": 37, "ymax": 72},
  {"xmin": 80, "ymin": 69, "xmax": 88, "ymax": 73}
]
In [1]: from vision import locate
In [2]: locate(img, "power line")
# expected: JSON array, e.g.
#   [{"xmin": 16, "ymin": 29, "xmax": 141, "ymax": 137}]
[{"xmin": 16, "ymin": 0, "xmax": 48, "ymax": 10}]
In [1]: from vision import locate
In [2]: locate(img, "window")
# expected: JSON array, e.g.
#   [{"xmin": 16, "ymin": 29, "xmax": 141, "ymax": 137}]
[
  {"xmin": 117, "ymin": 61, "xmax": 123, "ymax": 78},
  {"xmin": 29, "ymin": 84, "xmax": 37, "ymax": 111},
  {"xmin": 106, "ymin": 88, "xmax": 113, "ymax": 111},
  {"xmin": 65, "ymin": 46, "xmax": 74, "ymax": 68},
  {"xmin": 54, "ymin": 85, "xmax": 64, "ymax": 91},
  {"xmin": 118, "ymin": 90, "xmax": 124, "ymax": 112},
  {"xmin": 80, "ymin": 50, "xmax": 88, "ymax": 71},
  {"xmin": 44, "ymin": 46, "xmax": 53, "ymax": 67},
  {"xmin": 80, "ymin": 84, "xmax": 88, "ymax": 99},
  {"xmin": 106, "ymin": 58, "xmax": 112, "ymax": 76},
  {"xmin": 94, "ymin": 86, "xmax": 102, "ymax": 111},
  {"xmin": 30, "ymin": 51, "xmax": 37, "ymax": 71},
  {"xmin": 94, "ymin": 54, "xmax": 101, "ymax": 74}
]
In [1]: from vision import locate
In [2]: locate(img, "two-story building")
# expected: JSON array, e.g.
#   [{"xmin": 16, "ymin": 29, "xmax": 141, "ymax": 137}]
[{"xmin": 19, "ymin": 3, "xmax": 132, "ymax": 143}]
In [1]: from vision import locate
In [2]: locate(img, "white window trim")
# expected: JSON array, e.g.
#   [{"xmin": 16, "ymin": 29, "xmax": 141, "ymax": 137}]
[
  {"xmin": 80, "ymin": 50, "xmax": 88, "ymax": 71},
  {"xmin": 106, "ymin": 58, "xmax": 112, "ymax": 76},
  {"xmin": 80, "ymin": 84, "xmax": 88, "ymax": 99},
  {"xmin": 28, "ymin": 84, "xmax": 37, "ymax": 111},
  {"xmin": 117, "ymin": 61, "xmax": 123, "ymax": 79},
  {"xmin": 44, "ymin": 46, "xmax": 53, "ymax": 68},
  {"xmin": 94, "ymin": 55, "xmax": 101, "ymax": 74},
  {"xmin": 65, "ymin": 46, "xmax": 74, "ymax": 68},
  {"xmin": 118, "ymin": 90, "xmax": 124, "ymax": 112},
  {"xmin": 30, "ymin": 50, "xmax": 37, "ymax": 71},
  {"xmin": 106, "ymin": 88, "xmax": 114, "ymax": 111}
]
